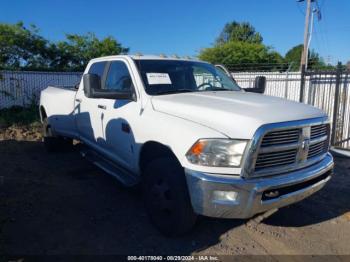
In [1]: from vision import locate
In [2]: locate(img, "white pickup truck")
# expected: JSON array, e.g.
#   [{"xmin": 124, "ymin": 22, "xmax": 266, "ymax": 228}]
[{"xmin": 40, "ymin": 55, "xmax": 334, "ymax": 236}]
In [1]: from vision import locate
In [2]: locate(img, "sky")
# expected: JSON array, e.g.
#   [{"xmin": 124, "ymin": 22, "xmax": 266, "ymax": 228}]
[{"xmin": 1, "ymin": 0, "xmax": 349, "ymax": 64}]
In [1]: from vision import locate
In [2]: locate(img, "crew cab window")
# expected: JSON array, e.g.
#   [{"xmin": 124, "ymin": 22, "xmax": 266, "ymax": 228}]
[
  {"xmin": 105, "ymin": 61, "xmax": 133, "ymax": 91},
  {"xmin": 88, "ymin": 61, "xmax": 107, "ymax": 78}
]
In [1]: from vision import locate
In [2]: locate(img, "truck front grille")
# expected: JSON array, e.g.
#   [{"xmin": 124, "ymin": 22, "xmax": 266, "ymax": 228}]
[{"xmin": 253, "ymin": 123, "xmax": 330, "ymax": 176}]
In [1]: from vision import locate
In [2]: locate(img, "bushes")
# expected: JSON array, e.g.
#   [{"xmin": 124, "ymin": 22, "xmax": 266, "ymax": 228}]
[{"xmin": 0, "ymin": 104, "xmax": 39, "ymax": 127}]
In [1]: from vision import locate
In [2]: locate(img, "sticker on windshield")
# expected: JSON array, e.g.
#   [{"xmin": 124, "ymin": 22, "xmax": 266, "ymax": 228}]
[{"xmin": 146, "ymin": 73, "xmax": 172, "ymax": 85}]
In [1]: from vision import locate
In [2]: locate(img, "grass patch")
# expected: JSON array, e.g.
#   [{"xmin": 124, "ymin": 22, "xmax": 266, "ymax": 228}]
[{"xmin": 0, "ymin": 105, "xmax": 40, "ymax": 127}]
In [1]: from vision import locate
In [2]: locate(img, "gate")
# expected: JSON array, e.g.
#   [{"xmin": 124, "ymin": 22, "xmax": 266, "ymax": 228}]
[{"xmin": 300, "ymin": 64, "xmax": 350, "ymax": 150}]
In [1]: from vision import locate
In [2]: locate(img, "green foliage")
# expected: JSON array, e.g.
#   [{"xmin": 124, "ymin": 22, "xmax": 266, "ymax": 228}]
[
  {"xmin": 199, "ymin": 41, "xmax": 284, "ymax": 71},
  {"xmin": 0, "ymin": 22, "xmax": 129, "ymax": 72},
  {"xmin": 0, "ymin": 22, "xmax": 53, "ymax": 70},
  {"xmin": 0, "ymin": 104, "xmax": 40, "ymax": 127},
  {"xmin": 216, "ymin": 21, "xmax": 263, "ymax": 45},
  {"xmin": 200, "ymin": 20, "xmax": 284, "ymax": 71},
  {"xmin": 202, "ymin": 20, "xmax": 335, "ymax": 72},
  {"xmin": 53, "ymin": 33, "xmax": 129, "ymax": 71},
  {"xmin": 284, "ymin": 44, "xmax": 303, "ymax": 68},
  {"xmin": 285, "ymin": 44, "xmax": 334, "ymax": 71}
]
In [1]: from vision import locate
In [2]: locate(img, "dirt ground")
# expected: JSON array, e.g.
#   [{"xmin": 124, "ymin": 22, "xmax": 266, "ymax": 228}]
[{"xmin": 0, "ymin": 124, "xmax": 350, "ymax": 256}]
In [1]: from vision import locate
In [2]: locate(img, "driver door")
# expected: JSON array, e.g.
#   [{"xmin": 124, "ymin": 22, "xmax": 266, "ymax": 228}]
[
  {"xmin": 99, "ymin": 60, "xmax": 139, "ymax": 171},
  {"xmin": 75, "ymin": 61, "xmax": 107, "ymax": 148}
]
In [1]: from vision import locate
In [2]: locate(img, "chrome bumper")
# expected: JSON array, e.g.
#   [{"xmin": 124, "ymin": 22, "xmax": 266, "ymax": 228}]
[{"xmin": 185, "ymin": 153, "xmax": 334, "ymax": 219}]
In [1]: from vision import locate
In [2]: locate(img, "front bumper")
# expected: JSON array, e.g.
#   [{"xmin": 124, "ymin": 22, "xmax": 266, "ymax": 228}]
[{"xmin": 185, "ymin": 153, "xmax": 334, "ymax": 219}]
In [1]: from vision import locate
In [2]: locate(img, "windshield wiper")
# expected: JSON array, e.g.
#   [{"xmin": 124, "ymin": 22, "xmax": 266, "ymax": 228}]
[
  {"xmin": 155, "ymin": 89, "xmax": 194, "ymax": 95},
  {"xmin": 203, "ymin": 88, "xmax": 232, "ymax": 91}
]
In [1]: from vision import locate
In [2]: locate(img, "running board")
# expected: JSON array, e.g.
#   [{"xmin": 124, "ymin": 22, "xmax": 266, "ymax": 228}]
[{"xmin": 79, "ymin": 146, "xmax": 139, "ymax": 187}]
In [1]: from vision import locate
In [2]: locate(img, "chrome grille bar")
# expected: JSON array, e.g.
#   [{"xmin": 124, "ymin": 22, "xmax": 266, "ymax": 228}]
[
  {"xmin": 311, "ymin": 124, "xmax": 328, "ymax": 139},
  {"xmin": 308, "ymin": 140, "xmax": 327, "ymax": 159},
  {"xmin": 261, "ymin": 129, "xmax": 300, "ymax": 147},
  {"xmin": 255, "ymin": 149, "xmax": 297, "ymax": 170}
]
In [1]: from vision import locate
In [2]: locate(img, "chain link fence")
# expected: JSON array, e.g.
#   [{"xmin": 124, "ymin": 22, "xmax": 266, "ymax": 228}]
[{"xmin": 0, "ymin": 71, "xmax": 82, "ymax": 109}]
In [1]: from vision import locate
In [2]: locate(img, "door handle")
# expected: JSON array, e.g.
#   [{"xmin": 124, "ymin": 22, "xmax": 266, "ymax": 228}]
[
  {"xmin": 75, "ymin": 98, "xmax": 82, "ymax": 103},
  {"xmin": 98, "ymin": 104, "xmax": 107, "ymax": 110}
]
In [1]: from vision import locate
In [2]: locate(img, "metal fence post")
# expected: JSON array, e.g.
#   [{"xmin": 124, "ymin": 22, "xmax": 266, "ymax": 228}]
[
  {"xmin": 331, "ymin": 62, "xmax": 342, "ymax": 146},
  {"xmin": 299, "ymin": 65, "xmax": 306, "ymax": 103}
]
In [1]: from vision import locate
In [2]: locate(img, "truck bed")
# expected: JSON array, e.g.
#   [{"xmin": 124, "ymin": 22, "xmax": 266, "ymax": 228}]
[{"xmin": 40, "ymin": 85, "xmax": 78, "ymax": 138}]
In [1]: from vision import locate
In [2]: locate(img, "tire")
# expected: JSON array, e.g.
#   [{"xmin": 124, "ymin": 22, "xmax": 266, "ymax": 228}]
[
  {"xmin": 143, "ymin": 157, "xmax": 197, "ymax": 236},
  {"xmin": 42, "ymin": 118, "xmax": 72, "ymax": 152}
]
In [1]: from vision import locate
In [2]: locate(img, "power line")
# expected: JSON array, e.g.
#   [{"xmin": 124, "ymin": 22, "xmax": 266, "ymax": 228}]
[
  {"xmin": 225, "ymin": 59, "xmax": 322, "ymax": 66},
  {"xmin": 296, "ymin": 1, "xmax": 306, "ymax": 16},
  {"xmin": 317, "ymin": 0, "xmax": 332, "ymax": 61},
  {"xmin": 224, "ymin": 62, "xmax": 291, "ymax": 65},
  {"xmin": 313, "ymin": 23, "xmax": 323, "ymax": 55},
  {"xmin": 312, "ymin": 2, "xmax": 322, "ymax": 53}
]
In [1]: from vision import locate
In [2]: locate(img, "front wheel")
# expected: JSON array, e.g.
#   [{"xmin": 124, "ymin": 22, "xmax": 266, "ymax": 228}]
[
  {"xmin": 143, "ymin": 157, "xmax": 197, "ymax": 236},
  {"xmin": 42, "ymin": 118, "xmax": 72, "ymax": 152}
]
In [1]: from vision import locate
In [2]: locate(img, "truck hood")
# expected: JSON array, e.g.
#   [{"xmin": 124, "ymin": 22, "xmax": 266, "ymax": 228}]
[{"xmin": 151, "ymin": 91, "xmax": 327, "ymax": 139}]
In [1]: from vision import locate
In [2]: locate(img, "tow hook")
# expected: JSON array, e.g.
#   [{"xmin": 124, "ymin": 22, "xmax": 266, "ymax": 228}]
[{"xmin": 264, "ymin": 190, "xmax": 280, "ymax": 198}]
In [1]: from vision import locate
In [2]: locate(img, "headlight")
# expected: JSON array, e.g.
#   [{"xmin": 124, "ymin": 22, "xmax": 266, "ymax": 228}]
[{"xmin": 186, "ymin": 139, "xmax": 248, "ymax": 167}]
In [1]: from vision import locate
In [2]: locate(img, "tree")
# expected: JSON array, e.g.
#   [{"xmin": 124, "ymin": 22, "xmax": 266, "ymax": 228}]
[
  {"xmin": 199, "ymin": 21, "xmax": 284, "ymax": 71},
  {"xmin": 199, "ymin": 41, "xmax": 284, "ymax": 71},
  {"xmin": 216, "ymin": 21, "xmax": 263, "ymax": 45},
  {"xmin": 53, "ymin": 33, "xmax": 129, "ymax": 71},
  {"xmin": 0, "ymin": 22, "xmax": 129, "ymax": 71},
  {"xmin": 284, "ymin": 44, "xmax": 330, "ymax": 71},
  {"xmin": 284, "ymin": 44, "xmax": 302, "ymax": 70},
  {"xmin": 0, "ymin": 22, "xmax": 54, "ymax": 70}
]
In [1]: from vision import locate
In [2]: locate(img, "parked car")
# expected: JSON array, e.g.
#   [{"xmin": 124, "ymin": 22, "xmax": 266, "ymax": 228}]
[{"xmin": 39, "ymin": 55, "xmax": 334, "ymax": 236}]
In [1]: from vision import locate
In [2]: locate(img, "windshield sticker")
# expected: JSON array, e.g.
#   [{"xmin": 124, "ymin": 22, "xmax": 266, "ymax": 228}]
[{"xmin": 146, "ymin": 73, "xmax": 172, "ymax": 85}]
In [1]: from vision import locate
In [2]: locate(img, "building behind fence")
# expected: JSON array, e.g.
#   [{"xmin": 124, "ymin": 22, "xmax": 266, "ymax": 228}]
[{"xmin": 0, "ymin": 71, "xmax": 82, "ymax": 108}]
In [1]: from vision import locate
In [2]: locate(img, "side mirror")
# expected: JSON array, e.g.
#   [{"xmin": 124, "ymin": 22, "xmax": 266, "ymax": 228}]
[
  {"xmin": 83, "ymin": 73, "xmax": 101, "ymax": 98},
  {"xmin": 83, "ymin": 73, "xmax": 134, "ymax": 100},
  {"xmin": 244, "ymin": 76, "xmax": 266, "ymax": 94}
]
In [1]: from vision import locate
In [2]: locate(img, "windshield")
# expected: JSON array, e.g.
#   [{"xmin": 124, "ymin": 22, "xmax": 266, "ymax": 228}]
[{"xmin": 134, "ymin": 59, "xmax": 241, "ymax": 95}]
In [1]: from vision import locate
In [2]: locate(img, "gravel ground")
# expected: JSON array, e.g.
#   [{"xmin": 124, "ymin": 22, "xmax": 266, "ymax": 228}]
[{"xmin": 0, "ymin": 125, "xmax": 350, "ymax": 256}]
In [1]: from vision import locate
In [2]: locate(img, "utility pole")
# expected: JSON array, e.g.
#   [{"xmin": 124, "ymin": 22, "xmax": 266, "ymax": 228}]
[
  {"xmin": 300, "ymin": 0, "xmax": 312, "ymax": 70},
  {"xmin": 305, "ymin": 8, "xmax": 318, "ymax": 70}
]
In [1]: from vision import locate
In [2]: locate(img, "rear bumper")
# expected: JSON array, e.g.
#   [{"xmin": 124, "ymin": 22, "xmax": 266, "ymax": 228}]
[{"xmin": 185, "ymin": 153, "xmax": 334, "ymax": 219}]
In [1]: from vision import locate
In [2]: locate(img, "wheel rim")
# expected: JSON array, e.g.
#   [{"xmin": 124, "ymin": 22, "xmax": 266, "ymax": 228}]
[
  {"xmin": 43, "ymin": 120, "xmax": 51, "ymax": 137},
  {"xmin": 150, "ymin": 178, "xmax": 173, "ymax": 215}
]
